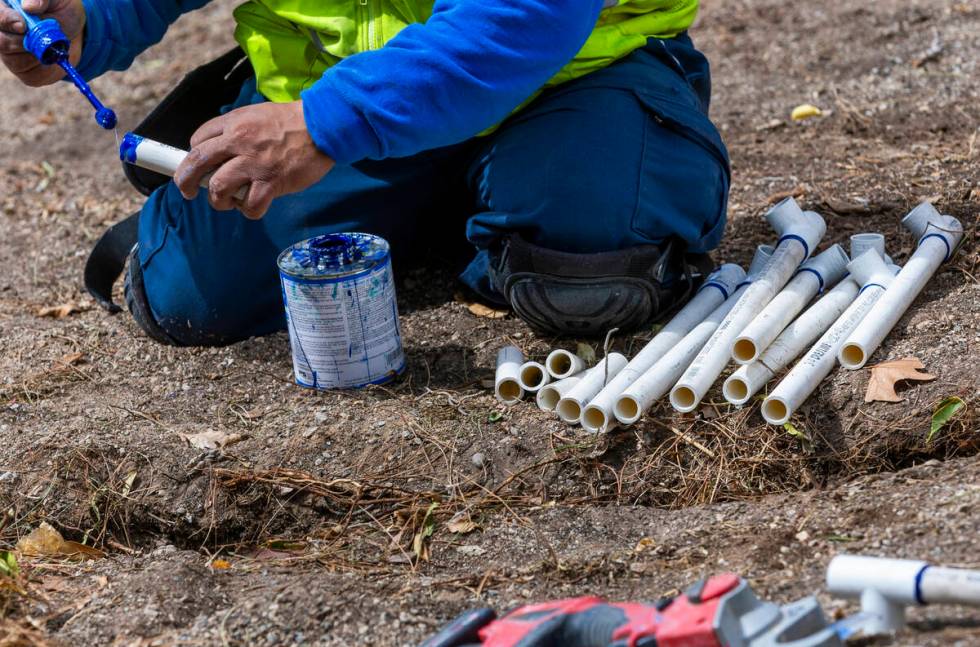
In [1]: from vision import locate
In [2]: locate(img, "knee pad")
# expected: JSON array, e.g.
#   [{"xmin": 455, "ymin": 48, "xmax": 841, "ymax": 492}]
[{"xmin": 489, "ymin": 235, "xmax": 711, "ymax": 337}]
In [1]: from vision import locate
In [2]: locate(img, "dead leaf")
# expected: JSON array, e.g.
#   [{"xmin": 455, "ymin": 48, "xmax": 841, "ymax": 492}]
[
  {"xmin": 55, "ymin": 352, "xmax": 85, "ymax": 367},
  {"xmin": 447, "ymin": 515, "xmax": 479, "ymax": 535},
  {"xmin": 180, "ymin": 429, "xmax": 244, "ymax": 451},
  {"xmin": 16, "ymin": 522, "xmax": 104, "ymax": 561},
  {"xmin": 210, "ymin": 559, "xmax": 232, "ymax": 570},
  {"xmin": 467, "ymin": 302, "xmax": 508, "ymax": 319},
  {"xmin": 865, "ymin": 357, "xmax": 937, "ymax": 403},
  {"xmin": 36, "ymin": 303, "xmax": 87, "ymax": 318}
]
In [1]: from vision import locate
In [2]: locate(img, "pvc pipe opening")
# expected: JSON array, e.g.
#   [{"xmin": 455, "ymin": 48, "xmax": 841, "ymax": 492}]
[
  {"xmin": 536, "ymin": 386, "xmax": 561, "ymax": 411},
  {"xmin": 519, "ymin": 363, "xmax": 547, "ymax": 390},
  {"xmin": 497, "ymin": 379, "xmax": 523, "ymax": 404},
  {"xmin": 839, "ymin": 343, "xmax": 867, "ymax": 369},
  {"xmin": 762, "ymin": 397, "xmax": 790, "ymax": 425},
  {"xmin": 670, "ymin": 386, "xmax": 698, "ymax": 412},
  {"xmin": 723, "ymin": 376, "xmax": 750, "ymax": 405},
  {"xmin": 546, "ymin": 349, "xmax": 585, "ymax": 379},
  {"xmin": 581, "ymin": 406, "xmax": 607, "ymax": 433},
  {"xmin": 732, "ymin": 338, "xmax": 758, "ymax": 364},
  {"xmin": 614, "ymin": 396, "xmax": 641, "ymax": 424},
  {"xmin": 556, "ymin": 399, "xmax": 582, "ymax": 424}
]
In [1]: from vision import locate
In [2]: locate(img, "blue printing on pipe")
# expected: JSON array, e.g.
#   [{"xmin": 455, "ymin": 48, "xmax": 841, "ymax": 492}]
[
  {"xmin": 919, "ymin": 232, "xmax": 952, "ymax": 262},
  {"xmin": 778, "ymin": 233, "xmax": 810, "ymax": 259},
  {"xmin": 795, "ymin": 267, "xmax": 826, "ymax": 293},
  {"xmin": 914, "ymin": 565, "xmax": 929, "ymax": 605},
  {"xmin": 119, "ymin": 133, "xmax": 143, "ymax": 163},
  {"xmin": 698, "ymin": 280, "xmax": 729, "ymax": 300}
]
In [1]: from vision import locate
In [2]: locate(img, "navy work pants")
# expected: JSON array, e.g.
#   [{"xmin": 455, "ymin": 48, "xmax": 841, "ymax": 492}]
[{"xmin": 136, "ymin": 34, "xmax": 730, "ymax": 345}]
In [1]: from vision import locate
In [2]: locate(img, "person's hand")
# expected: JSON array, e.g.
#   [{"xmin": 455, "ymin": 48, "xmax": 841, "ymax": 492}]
[
  {"xmin": 0, "ymin": 0, "xmax": 85, "ymax": 87},
  {"xmin": 175, "ymin": 100, "xmax": 336, "ymax": 220}
]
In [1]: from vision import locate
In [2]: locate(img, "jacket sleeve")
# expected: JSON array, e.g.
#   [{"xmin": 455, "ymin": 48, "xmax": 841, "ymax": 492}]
[
  {"xmin": 300, "ymin": 0, "xmax": 606, "ymax": 165},
  {"xmin": 76, "ymin": 0, "xmax": 213, "ymax": 80}
]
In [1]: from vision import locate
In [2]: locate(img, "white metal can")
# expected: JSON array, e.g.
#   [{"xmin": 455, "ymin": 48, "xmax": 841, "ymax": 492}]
[{"xmin": 277, "ymin": 233, "xmax": 406, "ymax": 389}]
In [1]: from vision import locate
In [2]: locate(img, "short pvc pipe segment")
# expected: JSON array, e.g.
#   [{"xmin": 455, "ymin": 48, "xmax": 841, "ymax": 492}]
[
  {"xmin": 723, "ymin": 275, "xmax": 860, "ymax": 405},
  {"xmin": 839, "ymin": 204, "xmax": 963, "ymax": 370},
  {"xmin": 556, "ymin": 353, "xmax": 627, "ymax": 425},
  {"xmin": 670, "ymin": 199, "xmax": 826, "ymax": 413},
  {"xmin": 536, "ymin": 374, "xmax": 583, "ymax": 411},
  {"xmin": 494, "ymin": 345, "xmax": 525, "ymax": 404},
  {"xmin": 517, "ymin": 360, "xmax": 550, "ymax": 393},
  {"xmin": 731, "ymin": 244, "xmax": 849, "ymax": 365},
  {"xmin": 580, "ymin": 263, "xmax": 746, "ymax": 433},
  {"xmin": 761, "ymin": 250, "xmax": 899, "ymax": 425},
  {"xmin": 545, "ymin": 349, "xmax": 587, "ymax": 380}
]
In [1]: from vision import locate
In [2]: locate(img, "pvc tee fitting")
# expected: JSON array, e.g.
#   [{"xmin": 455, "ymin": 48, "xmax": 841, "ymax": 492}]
[
  {"xmin": 670, "ymin": 199, "xmax": 826, "ymax": 413},
  {"xmin": 839, "ymin": 203, "xmax": 963, "ymax": 369},
  {"xmin": 494, "ymin": 345, "xmax": 524, "ymax": 404},
  {"xmin": 761, "ymin": 250, "xmax": 899, "ymax": 425},
  {"xmin": 580, "ymin": 263, "xmax": 746, "ymax": 433},
  {"xmin": 732, "ymin": 244, "xmax": 849, "ymax": 365},
  {"xmin": 827, "ymin": 555, "xmax": 980, "ymax": 635}
]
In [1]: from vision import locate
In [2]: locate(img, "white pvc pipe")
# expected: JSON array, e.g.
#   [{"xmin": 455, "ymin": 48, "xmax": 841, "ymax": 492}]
[
  {"xmin": 545, "ymin": 349, "xmax": 588, "ymax": 380},
  {"xmin": 556, "ymin": 353, "xmax": 627, "ymax": 425},
  {"xmin": 827, "ymin": 555, "xmax": 980, "ymax": 634},
  {"xmin": 536, "ymin": 374, "xmax": 584, "ymax": 411},
  {"xmin": 669, "ymin": 198, "xmax": 826, "ymax": 413},
  {"xmin": 731, "ymin": 244, "xmax": 849, "ymax": 365},
  {"xmin": 839, "ymin": 204, "xmax": 963, "ymax": 370},
  {"xmin": 761, "ymin": 250, "xmax": 898, "ymax": 425},
  {"xmin": 121, "ymin": 134, "xmax": 248, "ymax": 199},
  {"xmin": 517, "ymin": 360, "xmax": 550, "ymax": 393},
  {"xmin": 850, "ymin": 233, "xmax": 885, "ymax": 259},
  {"xmin": 494, "ymin": 345, "xmax": 524, "ymax": 404},
  {"xmin": 723, "ymin": 275, "xmax": 859, "ymax": 405},
  {"xmin": 580, "ymin": 263, "xmax": 746, "ymax": 433},
  {"xmin": 614, "ymin": 245, "xmax": 774, "ymax": 426}
]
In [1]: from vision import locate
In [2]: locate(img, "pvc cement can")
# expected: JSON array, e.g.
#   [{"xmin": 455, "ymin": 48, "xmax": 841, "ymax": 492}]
[{"xmin": 277, "ymin": 233, "xmax": 406, "ymax": 389}]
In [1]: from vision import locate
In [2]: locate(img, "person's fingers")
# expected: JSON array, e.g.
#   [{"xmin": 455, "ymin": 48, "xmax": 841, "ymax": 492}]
[
  {"xmin": 0, "ymin": 8, "xmax": 26, "ymax": 34},
  {"xmin": 2, "ymin": 51, "xmax": 42, "ymax": 74},
  {"xmin": 206, "ymin": 157, "xmax": 255, "ymax": 212},
  {"xmin": 21, "ymin": 0, "xmax": 50, "ymax": 15},
  {"xmin": 238, "ymin": 181, "xmax": 275, "ymax": 220},
  {"xmin": 189, "ymin": 113, "xmax": 228, "ymax": 148},
  {"xmin": 174, "ymin": 137, "xmax": 235, "ymax": 200}
]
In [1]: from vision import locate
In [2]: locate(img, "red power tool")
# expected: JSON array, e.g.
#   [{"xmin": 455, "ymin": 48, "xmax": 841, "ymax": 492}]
[{"xmin": 420, "ymin": 574, "xmax": 845, "ymax": 647}]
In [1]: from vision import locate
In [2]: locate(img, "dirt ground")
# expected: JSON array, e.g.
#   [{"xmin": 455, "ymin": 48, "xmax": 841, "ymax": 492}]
[{"xmin": 1, "ymin": 0, "xmax": 978, "ymax": 645}]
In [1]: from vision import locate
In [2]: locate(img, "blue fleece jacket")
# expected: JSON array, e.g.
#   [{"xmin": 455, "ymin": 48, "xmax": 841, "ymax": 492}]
[{"xmin": 78, "ymin": 0, "xmax": 605, "ymax": 164}]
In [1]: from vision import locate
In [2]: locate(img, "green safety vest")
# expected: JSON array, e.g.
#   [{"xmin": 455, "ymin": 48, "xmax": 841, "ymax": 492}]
[{"xmin": 234, "ymin": 0, "xmax": 700, "ymax": 104}]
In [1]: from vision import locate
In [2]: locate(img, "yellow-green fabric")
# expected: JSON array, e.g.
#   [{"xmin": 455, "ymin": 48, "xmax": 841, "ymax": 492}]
[{"xmin": 234, "ymin": 0, "xmax": 699, "ymax": 104}]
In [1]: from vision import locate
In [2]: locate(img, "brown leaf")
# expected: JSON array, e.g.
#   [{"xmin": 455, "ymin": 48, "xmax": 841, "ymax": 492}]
[
  {"xmin": 16, "ymin": 522, "xmax": 104, "ymax": 561},
  {"xmin": 865, "ymin": 357, "xmax": 937, "ymax": 403},
  {"xmin": 179, "ymin": 429, "xmax": 244, "ymax": 451},
  {"xmin": 55, "ymin": 352, "xmax": 85, "ymax": 367},
  {"xmin": 447, "ymin": 515, "xmax": 479, "ymax": 535},
  {"xmin": 467, "ymin": 302, "xmax": 508, "ymax": 319},
  {"xmin": 36, "ymin": 303, "xmax": 87, "ymax": 318}
]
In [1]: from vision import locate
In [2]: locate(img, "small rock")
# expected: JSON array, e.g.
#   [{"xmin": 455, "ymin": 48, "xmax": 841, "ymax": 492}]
[{"xmin": 471, "ymin": 452, "xmax": 485, "ymax": 468}]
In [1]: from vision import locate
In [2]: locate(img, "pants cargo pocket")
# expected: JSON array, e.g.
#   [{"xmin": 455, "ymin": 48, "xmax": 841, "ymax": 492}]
[{"xmin": 631, "ymin": 89, "xmax": 730, "ymax": 254}]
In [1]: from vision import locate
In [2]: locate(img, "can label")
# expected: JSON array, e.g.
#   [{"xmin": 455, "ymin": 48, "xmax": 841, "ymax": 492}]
[{"xmin": 279, "ymin": 235, "xmax": 405, "ymax": 389}]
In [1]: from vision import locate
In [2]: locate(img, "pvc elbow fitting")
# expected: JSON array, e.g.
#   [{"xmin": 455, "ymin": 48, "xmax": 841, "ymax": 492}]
[
  {"xmin": 827, "ymin": 555, "xmax": 929, "ymax": 634},
  {"xmin": 701, "ymin": 263, "xmax": 747, "ymax": 298},
  {"xmin": 766, "ymin": 198, "xmax": 827, "ymax": 260},
  {"xmin": 494, "ymin": 345, "xmax": 524, "ymax": 404},
  {"xmin": 799, "ymin": 244, "xmax": 850, "ymax": 290}
]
